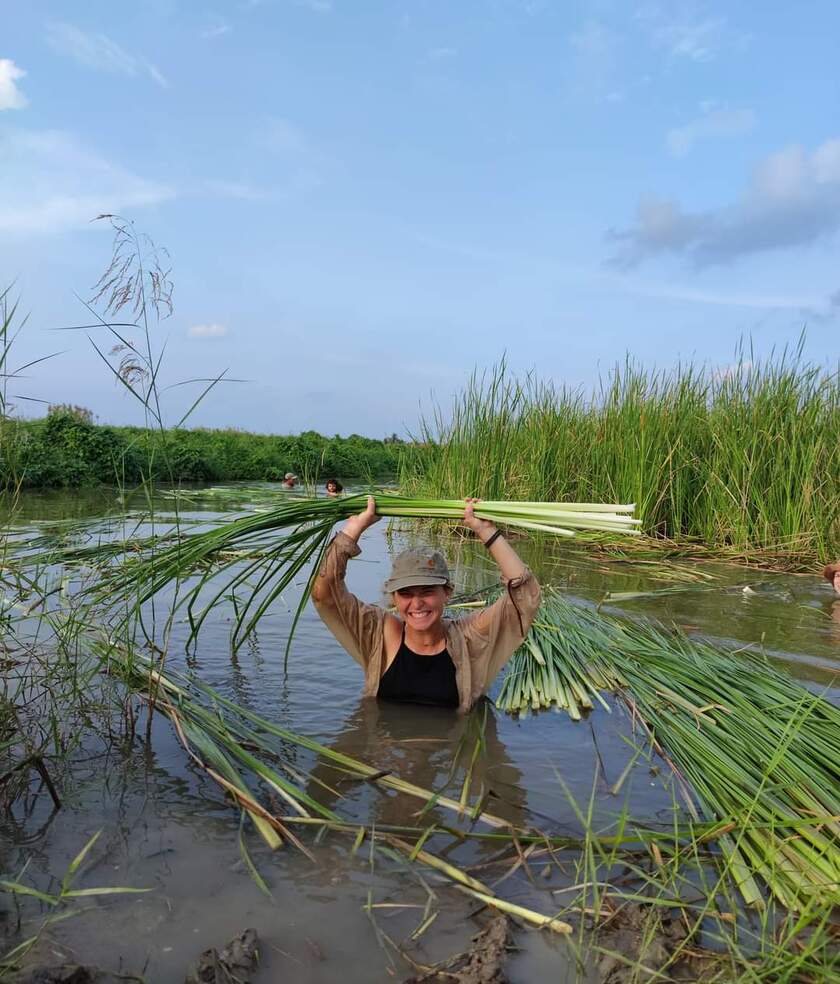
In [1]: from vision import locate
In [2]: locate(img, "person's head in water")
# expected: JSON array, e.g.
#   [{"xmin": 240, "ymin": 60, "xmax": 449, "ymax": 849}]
[
  {"xmin": 282, "ymin": 472, "xmax": 298, "ymax": 488},
  {"xmin": 384, "ymin": 548, "xmax": 452, "ymax": 633},
  {"xmin": 823, "ymin": 562, "xmax": 840, "ymax": 596},
  {"xmin": 325, "ymin": 478, "xmax": 343, "ymax": 496}
]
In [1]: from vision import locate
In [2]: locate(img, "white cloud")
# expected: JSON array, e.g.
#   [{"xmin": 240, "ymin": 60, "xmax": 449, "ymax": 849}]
[
  {"xmin": 609, "ymin": 137, "xmax": 840, "ymax": 267},
  {"xmin": 667, "ymin": 104, "xmax": 756, "ymax": 157},
  {"xmin": 188, "ymin": 323, "xmax": 228, "ymax": 338},
  {"xmin": 46, "ymin": 22, "xmax": 134, "ymax": 74},
  {"xmin": 0, "ymin": 59, "xmax": 28, "ymax": 111},
  {"xmin": 636, "ymin": 4, "xmax": 729, "ymax": 62},
  {"xmin": 201, "ymin": 16, "xmax": 232, "ymax": 40},
  {"xmin": 46, "ymin": 22, "xmax": 168, "ymax": 88},
  {"xmin": 0, "ymin": 128, "xmax": 174, "ymax": 235},
  {"xmin": 813, "ymin": 140, "xmax": 840, "ymax": 182},
  {"xmin": 656, "ymin": 16, "xmax": 726, "ymax": 61},
  {"xmin": 144, "ymin": 61, "xmax": 169, "ymax": 88}
]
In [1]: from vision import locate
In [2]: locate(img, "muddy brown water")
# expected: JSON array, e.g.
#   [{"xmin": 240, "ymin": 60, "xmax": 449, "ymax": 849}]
[{"xmin": 2, "ymin": 484, "xmax": 838, "ymax": 982}]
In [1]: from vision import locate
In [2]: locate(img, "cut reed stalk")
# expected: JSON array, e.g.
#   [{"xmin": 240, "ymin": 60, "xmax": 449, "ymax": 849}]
[{"xmin": 112, "ymin": 654, "xmax": 584, "ymax": 934}]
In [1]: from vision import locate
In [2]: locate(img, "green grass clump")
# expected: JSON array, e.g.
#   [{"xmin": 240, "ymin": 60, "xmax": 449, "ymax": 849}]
[
  {"xmin": 499, "ymin": 591, "xmax": 840, "ymax": 910},
  {"xmin": 400, "ymin": 345, "xmax": 840, "ymax": 563}
]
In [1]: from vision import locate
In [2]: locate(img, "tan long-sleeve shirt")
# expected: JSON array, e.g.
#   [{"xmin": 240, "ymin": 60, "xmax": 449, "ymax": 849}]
[{"xmin": 312, "ymin": 532, "xmax": 541, "ymax": 713}]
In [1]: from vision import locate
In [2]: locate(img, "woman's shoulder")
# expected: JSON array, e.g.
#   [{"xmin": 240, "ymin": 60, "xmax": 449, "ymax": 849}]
[{"xmin": 444, "ymin": 613, "xmax": 478, "ymax": 640}]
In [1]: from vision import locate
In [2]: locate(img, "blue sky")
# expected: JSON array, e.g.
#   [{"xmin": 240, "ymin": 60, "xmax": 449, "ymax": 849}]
[{"xmin": 2, "ymin": 1, "xmax": 838, "ymax": 436}]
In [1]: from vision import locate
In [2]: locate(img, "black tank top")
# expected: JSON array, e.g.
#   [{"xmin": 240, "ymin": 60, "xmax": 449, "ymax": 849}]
[{"xmin": 377, "ymin": 630, "xmax": 459, "ymax": 708}]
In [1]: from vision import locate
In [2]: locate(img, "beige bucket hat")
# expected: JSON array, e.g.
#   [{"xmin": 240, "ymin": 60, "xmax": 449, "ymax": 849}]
[{"xmin": 383, "ymin": 548, "xmax": 451, "ymax": 593}]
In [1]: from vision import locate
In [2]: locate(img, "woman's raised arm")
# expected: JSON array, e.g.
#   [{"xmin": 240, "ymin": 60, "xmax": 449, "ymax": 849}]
[
  {"xmin": 311, "ymin": 495, "xmax": 385, "ymax": 670},
  {"xmin": 462, "ymin": 497, "xmax": 526, "ymax": 581},
  {"xmin": 341, "ymin": 495, "xmax": 380, "ymax": 543}
]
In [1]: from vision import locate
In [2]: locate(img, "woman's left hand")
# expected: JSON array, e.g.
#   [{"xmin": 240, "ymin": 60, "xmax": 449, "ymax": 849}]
[{"xmin": 463, "ymin": 498, "xmax": 498, "ymax": 541}]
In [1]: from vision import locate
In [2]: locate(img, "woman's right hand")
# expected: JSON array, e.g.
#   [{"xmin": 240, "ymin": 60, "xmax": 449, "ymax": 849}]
[{"xmin": 342, "ymin": 495, "xmax": 380, "ymax": 542}]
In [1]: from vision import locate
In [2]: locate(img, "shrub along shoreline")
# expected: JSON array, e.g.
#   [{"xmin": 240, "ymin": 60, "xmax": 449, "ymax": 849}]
[{"xmin": 0, "ymin": 410, "xmax": 403, "ymax": 488}]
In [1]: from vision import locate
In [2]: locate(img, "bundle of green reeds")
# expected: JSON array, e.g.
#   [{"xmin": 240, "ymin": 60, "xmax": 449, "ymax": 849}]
[
  {"xmin": 496, "ymin": 592, "xmax": 625, "ymax": 717},
  {"xmin": 499, "ymin": 592, "xmax": 840, "ymax": 909},
  {"xmin": 69, "ymin": 493, "xmax": 638, "ymax": 649}
]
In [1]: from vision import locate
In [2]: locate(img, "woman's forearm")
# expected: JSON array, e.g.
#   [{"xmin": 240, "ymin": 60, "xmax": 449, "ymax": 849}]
[
  {"xmin": 341, "ymin": 522, "xmax": 363, "ymax": 544},
  {"xmin": 483, "ymin": 527, "xmax": 526, "ymax": 581},
  {"xmin": 311, "ymin": 531, "xmax": 360, "ymax": 604}
]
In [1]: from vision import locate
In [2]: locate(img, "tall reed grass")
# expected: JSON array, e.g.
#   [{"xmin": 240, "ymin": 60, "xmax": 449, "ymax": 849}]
[{"xmin": 400, "ymin": 344, "xmax": 840, "ymax": 563}]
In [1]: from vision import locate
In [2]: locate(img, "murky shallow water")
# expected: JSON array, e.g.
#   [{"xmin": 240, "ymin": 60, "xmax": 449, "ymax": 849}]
[{"xmin": 2, "ymin": 484, "xmax": 838, "ymax": 982}]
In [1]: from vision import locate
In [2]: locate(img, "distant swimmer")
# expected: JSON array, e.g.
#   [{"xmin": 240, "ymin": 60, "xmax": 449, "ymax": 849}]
[
  {"xmin": 325, "ymin": 478, "xmax": 344, "ymax": 496},
  {"xmin": 823, "ymin": 562, "xmax": 840, "ymax": 596}
]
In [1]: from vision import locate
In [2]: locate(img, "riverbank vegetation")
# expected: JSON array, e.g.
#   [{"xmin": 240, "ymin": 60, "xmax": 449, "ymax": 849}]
[
  {"xmin": 400, "ymin": 351, "xmax": 840, "ymax": 565},
  {"xmin": 0, "ymin": 406, "xmax": 402, "ymax": 488}
]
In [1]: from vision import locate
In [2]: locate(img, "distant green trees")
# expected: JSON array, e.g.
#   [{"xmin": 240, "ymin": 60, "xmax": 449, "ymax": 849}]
[{"xmin": 2, "ymin": 409, "xmax": 403, "ymax": 487}]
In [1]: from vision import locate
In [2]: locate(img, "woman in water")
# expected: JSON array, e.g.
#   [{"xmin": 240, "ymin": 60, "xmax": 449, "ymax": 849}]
[
  {"xmin": 311, "ymin": 496, "xmax": 540, "ymax": 712},
  {"xmin": 824, "ymin": 562, "xmax": 840, "ymax": 596}
]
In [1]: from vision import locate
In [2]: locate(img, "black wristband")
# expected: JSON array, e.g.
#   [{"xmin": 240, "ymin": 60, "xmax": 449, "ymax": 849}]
[{"xmin": 483, "ymin": 529, "xmax": 502, "ymax": 549}]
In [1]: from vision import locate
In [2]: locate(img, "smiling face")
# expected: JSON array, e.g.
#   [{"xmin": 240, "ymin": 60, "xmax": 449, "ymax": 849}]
[
  {"xmin": 393, "ymin": 584, "xmax": 452, "ymax": 633},
  {"xmin": 834, "ymin": 571, "xmax": 840, "ymax": 596}
]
